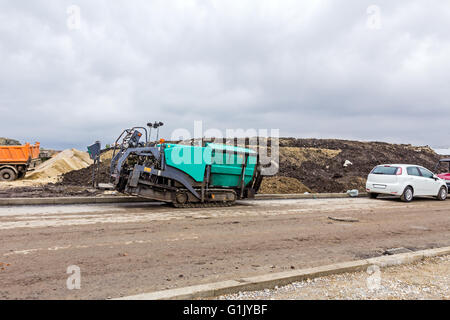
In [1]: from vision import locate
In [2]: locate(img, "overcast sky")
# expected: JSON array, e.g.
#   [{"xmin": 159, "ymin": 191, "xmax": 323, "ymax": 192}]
[{"xmin": 1, "ymin": 0, "xmax": 450, "ymax": 150}]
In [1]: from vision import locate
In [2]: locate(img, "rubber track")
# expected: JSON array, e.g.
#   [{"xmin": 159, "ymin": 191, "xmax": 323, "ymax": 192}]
[{"xmin": 172, "ymin": 201, "xmax": 235, "ymax": 208}]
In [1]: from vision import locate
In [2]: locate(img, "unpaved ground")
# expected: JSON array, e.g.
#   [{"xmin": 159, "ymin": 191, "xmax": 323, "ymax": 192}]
[
  {"xmin": 0, "ymin": 185, "xmax": 106, "ymax": 198},
  {"xmin": 0, "ymin": 197, "xmax": 449, "ymax": 299},
  {"xmin": 218, "ymin": 255, "xmax": 450, "ymax": 300}
]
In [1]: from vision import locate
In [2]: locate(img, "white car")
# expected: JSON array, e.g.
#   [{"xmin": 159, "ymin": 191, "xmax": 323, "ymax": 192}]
[{"xmin": 366, "ymin": 164, "xmax": 448, "ymax": 202}]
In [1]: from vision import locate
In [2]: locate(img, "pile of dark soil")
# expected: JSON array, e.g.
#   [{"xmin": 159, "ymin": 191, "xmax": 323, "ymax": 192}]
[
  {"xmin": 59, "ymin": 149, "xmax": 113, "ymax": 187},
  {"xmin": 59, "ymin": 161, "xmax": 111, "ymax": 187},
  {"xmin": 276, "ymin": 138, "xmax": 442, "ymax": 193}
]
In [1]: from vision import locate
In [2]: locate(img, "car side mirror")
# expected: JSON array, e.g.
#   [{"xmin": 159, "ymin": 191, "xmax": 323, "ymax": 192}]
[{"xmin": 433, "ymin": 174, "xmax": 439, "ymax": 180}]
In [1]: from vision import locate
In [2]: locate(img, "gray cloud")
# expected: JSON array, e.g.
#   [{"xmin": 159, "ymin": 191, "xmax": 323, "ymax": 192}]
[{"xmin": 1, "ymin": 0, "xmax": 450, "ymax": 149}]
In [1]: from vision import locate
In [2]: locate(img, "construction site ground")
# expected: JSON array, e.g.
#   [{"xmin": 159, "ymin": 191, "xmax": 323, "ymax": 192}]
[{"xmin": 0, "ymin": 197, "xmax": 449, "ymax": 300}]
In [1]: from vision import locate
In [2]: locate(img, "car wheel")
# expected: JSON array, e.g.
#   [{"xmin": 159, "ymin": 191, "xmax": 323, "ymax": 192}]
[
  {"xmin": 369, "ymin": 193, "xmax": 378, "ymax": 199},
  {"xmin": 437, "ymin": 186, "xmax": 447, "ymax": 201},
  {"xmin": 400, "ymin": 186, "xmax": 414, "ymax": 202}
]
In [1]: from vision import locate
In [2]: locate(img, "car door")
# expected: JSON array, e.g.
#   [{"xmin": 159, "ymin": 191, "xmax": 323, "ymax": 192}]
[
  {"xmin": 406, "ymin": 166, "xmax": 425, "ymax": 195},
  {"xmin": 418, "ymin": 167, "xmax": 440, "ymax": 195}
]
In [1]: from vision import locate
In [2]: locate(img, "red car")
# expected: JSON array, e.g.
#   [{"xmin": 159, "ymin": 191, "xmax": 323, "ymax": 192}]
[{"xmin": 436, "ymin": 159, "xmax": 450, "ymax": 188}]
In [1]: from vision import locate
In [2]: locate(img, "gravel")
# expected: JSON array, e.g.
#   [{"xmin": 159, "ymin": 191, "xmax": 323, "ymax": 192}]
[{"xmin": 217, "ymin": 255, "xmax": 450, "ymax": 300}]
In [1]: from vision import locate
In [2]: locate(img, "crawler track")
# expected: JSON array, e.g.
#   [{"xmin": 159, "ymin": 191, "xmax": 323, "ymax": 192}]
[{"xmin": 172, "ymin": 200, "xmax": 236, "ymax": 208}]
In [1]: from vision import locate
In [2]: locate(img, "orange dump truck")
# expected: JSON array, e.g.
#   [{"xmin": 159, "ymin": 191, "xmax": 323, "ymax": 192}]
[{"xmin": 0, "ymin": 143, "xmax": 40, "ymax": 181}]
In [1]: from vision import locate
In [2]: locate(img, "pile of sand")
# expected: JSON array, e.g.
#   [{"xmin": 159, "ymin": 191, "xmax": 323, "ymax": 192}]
[
  {"xmin": 259, "ymin": 176, "xmax": 311, "ymax": 194},
  {"xmin": 100, "ymin": 149, "xmax": 114, "ymax": 162},
  {"xmin": 279, "ymin": 147, "xmax": 341, "ymax": 167},
  {"xmin": 25, "ymin": 149, "xmax": 93, "ymax": 183}
]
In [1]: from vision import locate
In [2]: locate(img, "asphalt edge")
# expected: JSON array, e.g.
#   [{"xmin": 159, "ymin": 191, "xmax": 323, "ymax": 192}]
[
  {"xmin": 0, "ymin": 193, "xmax": 368, "ymax": 206},
  {"xmin": 115, "ymin": 246, "xmax": 450, "ymax": 300}
]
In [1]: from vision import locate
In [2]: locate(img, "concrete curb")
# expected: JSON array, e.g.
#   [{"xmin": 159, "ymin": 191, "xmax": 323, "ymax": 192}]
[
  {"xmin": 0, "ymin": 193, "xmax": 368, "ymax": 206},
  {"xmin": 256, "ymin": 193, "xmax": 367, "ymax": 200},
  {"xmin": 116, "ymin": 246, "xmax": 450, "ymax": 300}
]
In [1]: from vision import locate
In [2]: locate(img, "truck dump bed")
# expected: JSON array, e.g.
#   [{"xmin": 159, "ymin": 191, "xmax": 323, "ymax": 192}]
[
  {"xmin": 0, "ymin": 143, "xmax": 40, "ymax": 181},
  {"xmin": 0, "ymin": 143, "xmax": 40, "ymax": 164}
]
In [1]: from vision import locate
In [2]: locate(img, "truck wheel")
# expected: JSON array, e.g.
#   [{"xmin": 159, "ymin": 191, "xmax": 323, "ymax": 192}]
[
  {"xmin": 369, "ymin": 193, "xmax": 378, "ymax": 199},
  {"xmin": 400, "ymin": 186, "xmax": 414, "ymax": 202},
  {"xmin": 0, "ymin": 168, "xmax": 17, "ymax": 181},
  {"xmin": 437, "ymin": 186, "xmax": 447, "ymax": 201}
]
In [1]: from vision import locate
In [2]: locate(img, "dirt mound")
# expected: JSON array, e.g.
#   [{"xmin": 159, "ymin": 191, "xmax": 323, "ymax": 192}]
[
  {"xmin": 59, "ymin": 149, "xmax": 113, "ymax": 186},
  {"xmin": 276, "ymin": 138, "xmax": 441, "ymax": 193},
  {"xmin": 25, "ymin": 149, "xmax": 92, "ymax": 183},
  {"xmin": 99, "ymin": 149, "xmax": 114, "ymax": 162},
  {"xmin": 60, "ymin": 161, "xmax": 111, "ymax": 186},
  {"xmin": 279, "ymin": 147, "xmax": 341, "ymax": 167},
  {"xmin": 0, "ymin": 137, "xmax": 20, "ymax": 146},
  {"xmin": 259, "ymin": 176, "xmax": 311, "ymax": 194}
]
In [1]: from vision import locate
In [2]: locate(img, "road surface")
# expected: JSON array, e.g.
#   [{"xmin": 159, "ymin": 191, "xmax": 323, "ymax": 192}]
[{"xmin": 0, "ymin": 197, "xmax": 449, "ymax": 299}]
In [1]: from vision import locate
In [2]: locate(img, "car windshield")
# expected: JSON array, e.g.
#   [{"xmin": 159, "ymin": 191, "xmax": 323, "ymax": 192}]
[{"xmin": 371, "ymin": 166, "xmax": 399, "ymax": 175}]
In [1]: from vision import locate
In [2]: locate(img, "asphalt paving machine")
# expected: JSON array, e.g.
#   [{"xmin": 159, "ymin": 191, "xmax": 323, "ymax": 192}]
[{"xmin": 109, "ymin": 123, "xmax": 264, "ymax": 207}]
